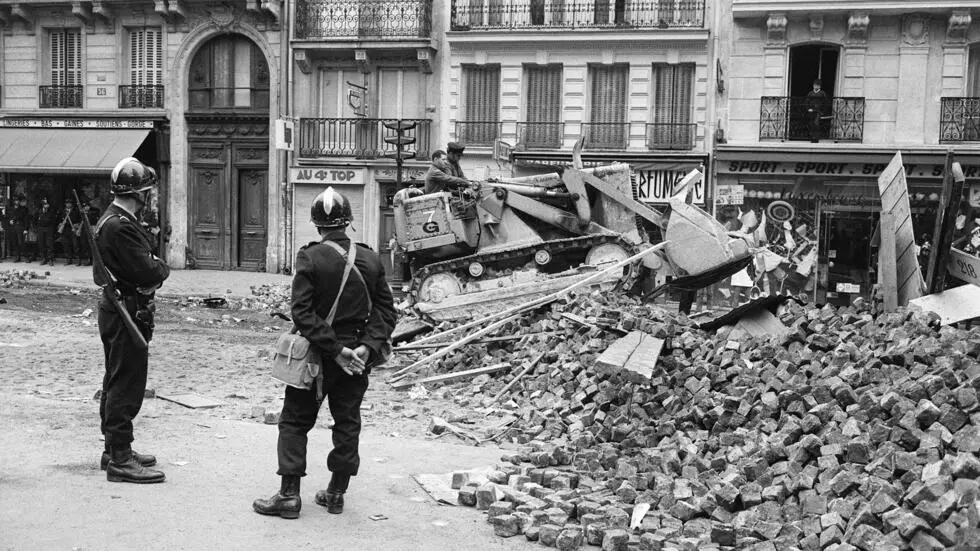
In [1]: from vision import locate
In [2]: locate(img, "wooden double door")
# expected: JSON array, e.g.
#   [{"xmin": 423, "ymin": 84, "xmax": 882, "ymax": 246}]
[{"xmin": 188, "ymin": 139, "xmax": 268, "ymax": 270}]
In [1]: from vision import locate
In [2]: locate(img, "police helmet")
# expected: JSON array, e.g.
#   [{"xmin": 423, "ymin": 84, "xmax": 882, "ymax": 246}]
[
  {"xmin": 311, "ymin": 187, "xmax": 353, "ymax": 228},
  {"xmin": 110, "ymin": 157, "xmax": 157, "ymax": 196}
]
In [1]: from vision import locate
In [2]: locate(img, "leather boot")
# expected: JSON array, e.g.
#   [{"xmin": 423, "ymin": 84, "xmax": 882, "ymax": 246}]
[
  {"xmin": 315, "ymin": 473, "xmax": 350, "ymax": 514},
  {"xmin": 106, "ymin": 448, "xmax": 165, "ymax": 484},
  {"xmin": 253, "ymin": 475, "xmax": 301, "ymax": 519},
  {"xmin": 101, "ymin": 449, "xmax": 156, "ymax": 471}
]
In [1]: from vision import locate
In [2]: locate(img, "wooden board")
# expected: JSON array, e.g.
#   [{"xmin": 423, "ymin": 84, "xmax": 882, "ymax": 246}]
[
  {"xmin": 878, "ymin": 212, "xmax": 899, "ymax": 312},
  {"xmin": 596, "ymin": 331, "xmax": 644, "ymax": 372},
  {"xmin": 729, "ymin": 309, "xmax": 789, "ymax": 341},
  {"xmin": 909, "ymin": 284, "xmax": 980, "ymax": 324},
  {"xmin": 157, "ymin": 393, "xmax": 225, "ymax": 409},
  {"xmin": 926, "ymin": 159, "xmax": 965, "ymax": 293},
  {"xmin": 390, "ymin": 363, "xmax": 512, "ymax": 389},
  {"xmin": 595, "ymin": 331, "xmax": 663, "ymax": 384},
  {"xmin": 392, "ymin": 319, "xmax": 434, "ymax": 344},
  {"xmin": 877, "ymin": 152, "xmax": 925, "ymax": 306},
  {"xmin": 948, "ymin": 248, "xmax": 980, "ymax": 287}
]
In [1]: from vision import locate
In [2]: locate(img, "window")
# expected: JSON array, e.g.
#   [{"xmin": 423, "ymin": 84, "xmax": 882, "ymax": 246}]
[
  {"xmin": 123, "ymin": 28, "xmax": 164, "ymax": 108},
  {"xmin": 650, "ymin": 63, "xmax": 695, "ymax": 149},
  {"xmin": 43, "ymin": 29, "xmax": 82, "ymax": 108},
  {"xmin": 188, "ymin": 35, "xmax": 269, "ymax": 111},
  {"xmin": 523, "ymin": 64, "xmax": 563, "ymax": 148},
  {"xmin": 588, "ymin": 64, "xmax": 629, "ymax": 148},
  {"xmin": 459, "ymin": 64, "xmax": 500, "ymax": 146}
]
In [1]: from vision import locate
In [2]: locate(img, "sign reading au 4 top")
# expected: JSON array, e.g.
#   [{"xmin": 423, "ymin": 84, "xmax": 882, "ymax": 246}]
[{"xmin": 633, "ymin": 163, "xmax": 705, "ymax": 205}]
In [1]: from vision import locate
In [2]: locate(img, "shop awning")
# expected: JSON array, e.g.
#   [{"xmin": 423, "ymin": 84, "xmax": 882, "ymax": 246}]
[{"xmin": 0, "ymin": 129, "xmax": 151, "ymax": 175}]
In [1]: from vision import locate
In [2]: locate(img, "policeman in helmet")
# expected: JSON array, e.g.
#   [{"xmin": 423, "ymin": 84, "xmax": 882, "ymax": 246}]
[
  {"xmin": 254, "ymin": 187, "xmax": 397, "ymax": 519},
  {"xmin": 95, "ymin": 157, "xmax": 170, "ymax": 484}
]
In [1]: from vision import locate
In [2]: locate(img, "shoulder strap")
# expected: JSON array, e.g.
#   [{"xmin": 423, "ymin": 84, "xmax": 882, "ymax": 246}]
[
  {"xmin": 95, "ymin": 213, "xmax": 121, "ymax": 237},
  {"xmin": 322, "ymin": 241, "xmax": 356, "ymax": 326}
]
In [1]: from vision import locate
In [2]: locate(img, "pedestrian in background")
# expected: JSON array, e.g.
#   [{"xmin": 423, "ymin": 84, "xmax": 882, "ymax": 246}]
[
  {"xmin": 34, "ymin": 196, "xmax": 57, "ymax": 265},
  {"xmin": 96, "ymin": 157, "xmax": 170, "ymax": 484},
  {"xmin": 254, "ymin": 187, "xmax": 397, "ymax": 519},
  {"xmin": 10, "ymin": 195, "xmax": 31, "ymax": 262}
]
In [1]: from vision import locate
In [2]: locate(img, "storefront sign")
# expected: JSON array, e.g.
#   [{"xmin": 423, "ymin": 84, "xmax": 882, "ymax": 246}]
[
  {"xmin": 289, "ymin": 167, "xmax": 367, "ymax": 186},
  {"xmin": 633, "ymin": 164, "xmax": 705, "ymax": 205},
  {"xmin": 716, "ymin": 184, "xmax": 745, "ymax": 206},
  {"xmin": 720, "ymin": 160, "xmax": 980, "ymax": 180},
  {"xmin": 0, "ymin": 119, "xmax": 155, "ymax": 129},
  {"xmin": 836, "ymin": 282, "xmax": 861, "ymax": 294}
]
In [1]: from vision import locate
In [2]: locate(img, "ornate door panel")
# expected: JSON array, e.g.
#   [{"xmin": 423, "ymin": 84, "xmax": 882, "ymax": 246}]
[
  {"xmin": 189, "ymin": 143, "xmax": 227, "ymax": 269},
  {"xmin": 237, "ymin": 168, "xmax": 267, "ymax": 269}
]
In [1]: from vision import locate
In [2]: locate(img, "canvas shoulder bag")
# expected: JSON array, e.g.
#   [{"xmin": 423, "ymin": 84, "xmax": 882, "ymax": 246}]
[
  {"xmin": 321, "ymin": 242, "xmax": 394, "ymax": 367},
  {"xmin": 271, "ymin": 242, "xmax": 357, "ymax": 397}
]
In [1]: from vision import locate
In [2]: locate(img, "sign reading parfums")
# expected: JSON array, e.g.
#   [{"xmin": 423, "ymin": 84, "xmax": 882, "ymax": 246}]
[{"xmin": 633, "ymin": 165, "xmax": 705, "ymax": 205}]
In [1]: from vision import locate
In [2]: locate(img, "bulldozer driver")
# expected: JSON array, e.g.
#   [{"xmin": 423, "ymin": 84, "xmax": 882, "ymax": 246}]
[{"xmin": 424, "ymin": 149, "xmax": 473, "ymax": 195}]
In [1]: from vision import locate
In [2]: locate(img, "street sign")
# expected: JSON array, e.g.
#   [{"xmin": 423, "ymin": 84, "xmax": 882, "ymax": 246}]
[
  {"xmin": 384, "ymin": 136, "xmax": 416, "ymax": 146},
  {"xmin": 275, "ymin": 119, "xmax": 294, "ymax": 151},
  {"xmin": 948, "ymin": 248, "xmax": 980, "ymax": 287},
  {"xmin": 384, "ymin": 151, "xmax": 416, "ymax": 160}
]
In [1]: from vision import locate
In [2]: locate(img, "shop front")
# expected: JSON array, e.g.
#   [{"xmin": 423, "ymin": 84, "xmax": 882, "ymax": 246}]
[
  {"xmin": 713, "ymin": 146, "xmax": 979, "ymax": 307},
  {"xmin": 0, "ymin": 117, "xmax": 167, "ymax": 262}
]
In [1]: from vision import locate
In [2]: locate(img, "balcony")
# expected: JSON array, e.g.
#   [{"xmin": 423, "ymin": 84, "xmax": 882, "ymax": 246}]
[
  {"xmin": 646, "ymin": 123, "xmax": 696, "ymax": 150},
  {"xmin": 299, "ymin": 118, "xmax": 432, "ymax": 159},
  {"xmin": 39, "ymin": 86, "xmax": 83, "ymax": 109},
  {"xmin": 940, "ymin": 97, "xmax": 980, "ymax": 143},
  {"xmin": 295, "ymin": 0, "xmax": 432, "ymax": 39},
  {"xmin": 517, "ymin": 121, "xmax": 565, "ymax": 149},
  {"xmin": 451, "ymin": 0, "xmax": 705, "ymax": 30},
  {"xmin": 119, "ymin": 85, "xmax": 165, "ymax": 109},
  {"xmin": 455, "ymin": 121, "xmax": 502, "ymax": 147},
  {"xmin": 759, "ymin": 96, "xmax": 865, "ymax": 142},
  {"xmin": 583, "ymin": 122, "xmax": 629, "ymax": 149}
]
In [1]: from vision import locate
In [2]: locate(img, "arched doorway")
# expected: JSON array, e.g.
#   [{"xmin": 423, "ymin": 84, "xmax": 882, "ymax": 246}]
[{"xmin": 185, "ymin": 34, "xmax": 270, "ymax": 270}]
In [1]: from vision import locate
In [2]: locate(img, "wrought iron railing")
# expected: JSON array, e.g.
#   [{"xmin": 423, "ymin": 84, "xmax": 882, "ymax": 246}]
[
  {"xmin": 646, "ymin": 122, "xmax": 696, "ymax": 150},
  {"xmin": 582, "ymin": 122, "xmax": 629, "ymax": 149},
  {"xmin": 451, "ymin": 0, "xmax": 704, "ymax": 30},
  {"xmin": 39, "ymin": 85, "xmax": 83, "ymax": 108},
  {"xmin": 188, "ymin": 87, "xmax": 270, "ymax": 111},
  {"xmin": 299, "ymin": 118, "xmax": 432, "ymax": 159},
  {"xmin": 517, "ymin": 121, "xmax": 564, "ymax": 149},
  {"xmin": 759, "ymin": 96, "xmax": 865, "ymax": 142},
  {"xmin": 119, "ymin": 85, "xmax": 165, "ymax": 108},
  {"xmin": 296, "ymin": 0, "xmax": 432, "ymax": 39},
  {"xmin": 455, "ymin": 121, "xmax": 502, "ymax": 147},
  {"xmin": 940, "ymin": 97, "xmax": 980, "ymax": 143}
]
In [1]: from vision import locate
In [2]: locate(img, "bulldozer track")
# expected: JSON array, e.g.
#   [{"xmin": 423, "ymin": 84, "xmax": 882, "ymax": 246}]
[{"xmin": 408, "ymin": 234, "xmax": 643, "ymax": 318}]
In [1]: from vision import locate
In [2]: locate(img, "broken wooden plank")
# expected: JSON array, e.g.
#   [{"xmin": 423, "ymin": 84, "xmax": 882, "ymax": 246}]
[
  {"xmin": 879, "ymin": 212, "xmax": 899, "ymax": 312},
  {"xmin": 157, "ymin": 393, "xmax": 225, "ymax": 409},
  {"xmin": 391, "ymin": 363, "xmax": 512, "ymax": 389},
  {"xmin": 493, "ymin": 352, "xmax": 546, "ymax": 402},
  {"xmin": 392, "ymin": 318, "xmax": 434, "ymax": 344},
  {"xmin": 729, "ymin": 308, "xmax": 789, "ymax": 341},
  {"xmin": 621, "ymin": 334, "xmax": 664, "ymax": 385},
  {"xmin": 909, "ymin": 284, "xmax": 980, "ymax": 325},
  {"xmin": 926, "ymin": 159, "xmax": 965, "ymax": 293},
  {"xmin": 877, "ymin": 152, "xmax": 925, "ymax": 306},
  {"xmin": 394, "ymin": 333, "xmax": 551, "ymax": 352},
  {"xmin": 596, "ymin": 331, "xmax": 644, "ymax": 373}
]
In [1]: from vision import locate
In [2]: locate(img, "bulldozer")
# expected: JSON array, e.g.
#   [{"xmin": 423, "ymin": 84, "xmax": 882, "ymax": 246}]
[{"xmin": 392, "ymin": 142, "xmax": 754, "ymax": 321}]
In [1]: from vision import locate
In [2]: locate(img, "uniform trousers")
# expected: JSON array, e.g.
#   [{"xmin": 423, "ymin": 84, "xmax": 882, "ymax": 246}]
[
  {"xmin": 277, "ymin": 361, "xmax": 370, "ymax": 478},
  {"xmin": 98, "ymin": 296, "xmax": 152, "ymax": 452},
  {"xmin": 37, "ymin": 227, "xmax": 55, "ymax": 261},
  {"xmin": 62, "ymin": 231, "xmax": 82, "ymax": 260},
  {"xmin": 10, "ymin": 227, "xmax": 25, "ymax": 259}
]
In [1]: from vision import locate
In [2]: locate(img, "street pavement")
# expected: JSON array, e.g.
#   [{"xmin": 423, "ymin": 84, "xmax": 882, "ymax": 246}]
[{"xmin": 0, "ymin": 259, "xmax": 292, "ymax": 298}]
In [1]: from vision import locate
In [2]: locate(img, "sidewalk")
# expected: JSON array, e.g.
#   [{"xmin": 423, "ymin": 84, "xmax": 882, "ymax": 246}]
[{"xmin": 0, "ymin": 259, "xmax": 292, "ymax": 298}]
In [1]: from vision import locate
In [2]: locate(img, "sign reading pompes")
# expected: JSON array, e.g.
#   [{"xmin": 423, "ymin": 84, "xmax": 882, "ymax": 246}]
[
  {"xmin": 290, "ymin": 167, "xmax": 367, "ymax": 186},
  {"xmin": 633, "ymin": 163, "xmax": 705, "ymax": 205}
]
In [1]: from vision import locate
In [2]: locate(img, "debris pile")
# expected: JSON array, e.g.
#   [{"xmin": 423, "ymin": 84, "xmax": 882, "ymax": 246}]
[
  {"xmin": 434, "ymin": 293, "xmax": 980, "ymax": 549},
  {"xmin": 0, "ymin": 269, "xmax": 47, "ymax": 288},
  {"xmin": 238, "ymin": 284, "xmax": 291, "ymax": 313}
]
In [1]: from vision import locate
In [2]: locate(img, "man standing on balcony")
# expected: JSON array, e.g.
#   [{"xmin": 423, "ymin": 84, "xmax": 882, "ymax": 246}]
[
  {"xmin": 425, "ymin": 150, "xmax": 472, "ymax": 195},
  {"xmin": 446, "ymin": 142, "xmax": 467, "ymax": 179},
  {"xmin": 805, "ymin": 79, "xmax": 829, "ymax": 143}
]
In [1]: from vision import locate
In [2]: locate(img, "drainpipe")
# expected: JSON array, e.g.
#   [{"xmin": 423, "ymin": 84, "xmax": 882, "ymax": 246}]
[
  {"xmin": 281, "ymin": 0, "xmax": 293, "ymax": 274},
  {"xmin": 706, "ymin": 0, "xmax": 723, "ymax": 219}
]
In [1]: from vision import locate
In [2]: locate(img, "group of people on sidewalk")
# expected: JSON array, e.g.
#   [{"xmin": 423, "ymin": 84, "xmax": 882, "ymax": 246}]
[
  {"xmin": 88, "ymin": 156, "xmax": 397, "ymax": 522},
  {"xmin": 0, "ymin": 194, "xmax": 100, "ymax": 265}
]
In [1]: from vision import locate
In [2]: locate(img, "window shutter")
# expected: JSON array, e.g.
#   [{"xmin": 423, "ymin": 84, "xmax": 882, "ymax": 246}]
[
  {"xmin": 51, "ymin": 31, "xmax": 64, "ymax": 86},
  {"xmin": 651, "ymin": 63, "xmax": 694, "ymax": 147},
  {"xmin": 152, "ymin": 30, "xmax": 163, "ymax": 86},
  {"xmin": 589, "ymin": 64, "xmax": 628, "ymax": 147},
  {"xmin": 65, "ymin": 30, "xmax": 81, "ymax": 87},
  {"xmin": 462, "ymin": 65, "xmax": 500, "ymax": 145},
  {"xmin": 525, "ymin": 64, "xmax": 562, "ymax": 147}
]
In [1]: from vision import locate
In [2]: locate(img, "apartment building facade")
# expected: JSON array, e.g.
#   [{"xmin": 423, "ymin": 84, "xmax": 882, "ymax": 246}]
[
  {"xmin": 287, "ymin": 0, "xmax": 443, "ymax": 279},
  {"xmin": 714, "ymin": 0, "xmax": 980, "ymax": 305},
  {"xmin": 0, "ymin": 0, "xmax": 284, "ymax": 271},
  {"xmin": 444, "ymin": 0, "xmax": 715, "ymax": 210}
]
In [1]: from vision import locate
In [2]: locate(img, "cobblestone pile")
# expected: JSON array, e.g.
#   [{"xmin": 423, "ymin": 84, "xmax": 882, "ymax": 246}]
[
  {"xmin": 0, "ymin": 269, "xmax": 47, "ymax": 288},
  {"xmin": 442, "ymin": 293, "xmax": 980, "ymax": 550}
]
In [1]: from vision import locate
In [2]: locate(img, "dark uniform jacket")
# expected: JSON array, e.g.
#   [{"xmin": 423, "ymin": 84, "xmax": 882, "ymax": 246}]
[
  {"xmin": 291, "ymin": 229, "xmax": 397, "ymax": 365},
  {"xmin": 424, "ymin": 164, "xmax": 470, "ymax": 195},
  {"xmin": 35, "ymin": 205, "xmax": 57, "ymax": 229},
  {"xmin": 95, "ymin": 203, "xmax": 170, "ymax": 296},
  {"xmin": 60, "ymin": 207, "xmax": 83, "ymax": 233},
  {"xmin": 447, "ymin": 159, "xmax": 466, "ymax": 179},
  {"xmin": 11, "ymin": 205, "xmax": 30, "ymax": 230}
]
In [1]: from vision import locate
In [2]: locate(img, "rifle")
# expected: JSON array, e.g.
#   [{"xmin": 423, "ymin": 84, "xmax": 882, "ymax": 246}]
[{"xmin": 73, "ymin": 190, "xmax": 148, "ymax": 349}]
